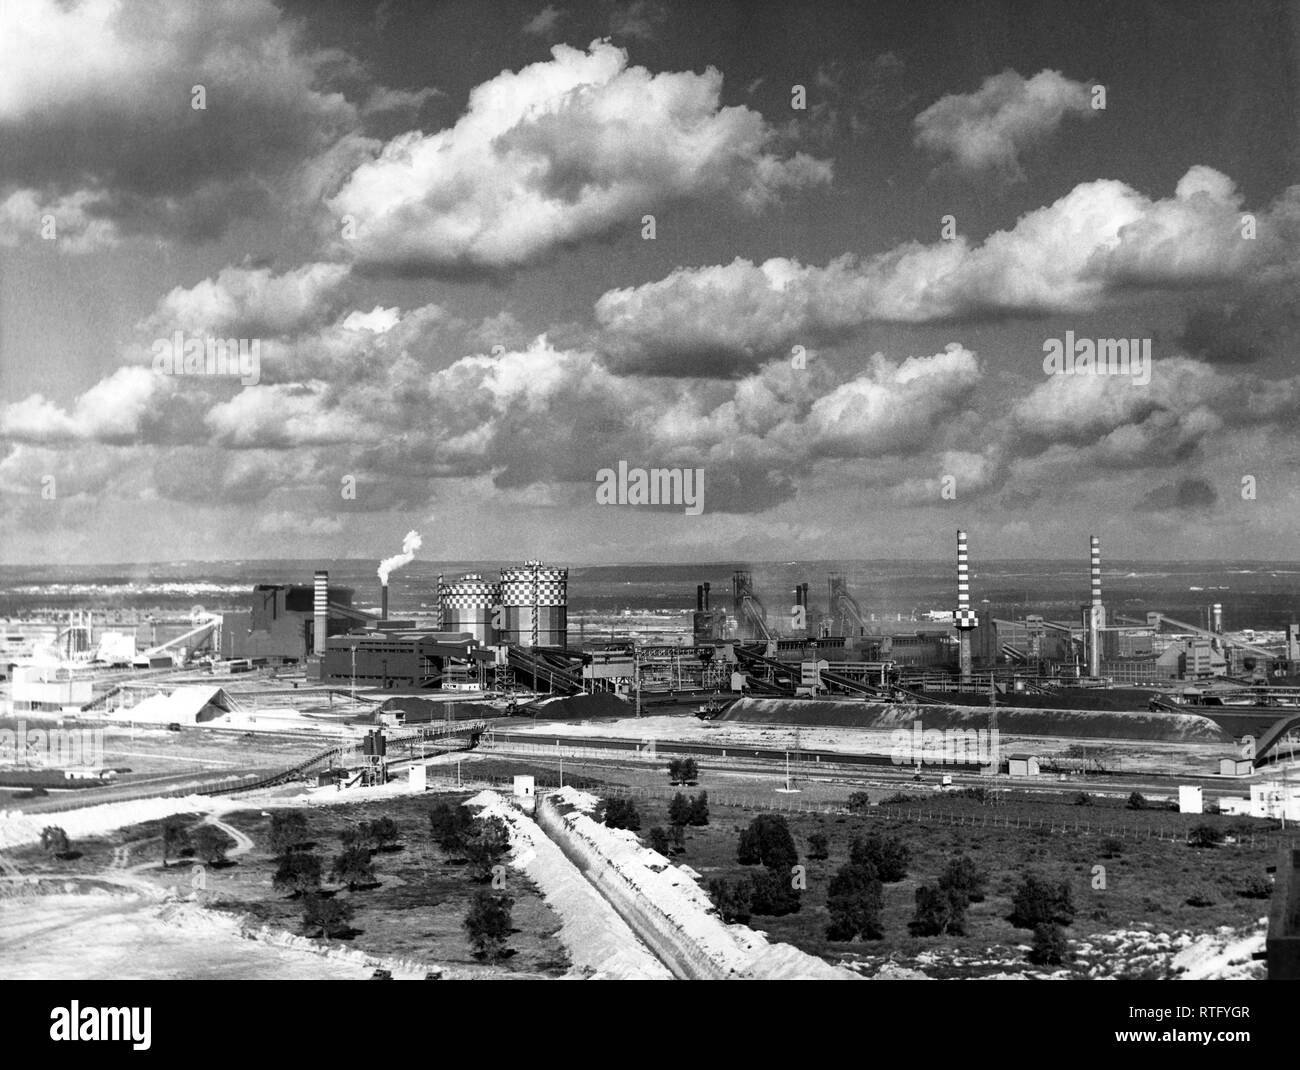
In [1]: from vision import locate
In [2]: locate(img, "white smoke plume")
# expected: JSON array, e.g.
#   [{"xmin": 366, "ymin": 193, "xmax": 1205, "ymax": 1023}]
[{"xmin": 378, "ymin": 530, "xmax": 422, "ymax": 585}]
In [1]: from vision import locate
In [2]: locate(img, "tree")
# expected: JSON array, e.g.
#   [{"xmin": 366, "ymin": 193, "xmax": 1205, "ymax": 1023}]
[
  {"xmin": 191, "ymin": 825, "xmax": 230, "ymax": 865},
  {"xmin": 464, "ymin": 890, "xmax": 513, "ymax": 961},
  {"xmin": 1010, "ymin": 873, "xmax": 1075, "ymax": 929},
  {"xmin": 368, "ymin": 817, "xmax": 401, "ymax": 850},
  {"xmin": 687, "ymin": 791, "xmax": 709, "ymax": 827},
  {"xmin": 40, "ymin": 826, "xmax": 70, "ymax": 856},
  {"xmin": 807, "ymin": 832, "xmax": 829, "ymax": 860},
  {"xmin": 1074, "ymin": 792, "xmax": 1094, "ymax": 807},
  {"xmin": 273, "ymin": 851, "xmax": 322, "ymax": 897},
  {"xmin": 750, "ymin": 865, "xmax": 801, "ymax": 916},
  {"xmin": 825, "ymin": 862, "xmax": 883, "ymax": 941},
  {"xmin": 162, "ymin": 817, "xmax": 190, "ymax": 866},
  {"xmin": 331, "ymin": 846, "xmax": 376, "ymax": 890},
  {"xmin": 846, "ymin": 792, "xmax": 872, "ymax": 814},
  {"xmin": 603, "ymin": 797, "xmax": 642, "ymax": 831},
  {"xmin": 910, "ymin": 883, "xmax": 967, "ymax": 936},
  {"xmin": 667, "ymin": 758, "xmax": 684, "ymax": 784},
  {"xmin": 850, "ymin": 832, "xmax": 909, "ymax": 882},
  {"xmin": 341, "ymin": 826, "xmax": 366, "ymax": 850},
  {"xmin": 938, "ymin": 855, "xmax": 985, "ymax": 905},
  {"xmin": 668, "ymin": 792, "xmax": 691, "ymax": 827},
  {"xmin": 708, "ymin": 877, "xmax": 754, "ymax": 924},
  {"xmin": 302, "ymin": 893, "xmax": 353, "ymax": 939},
  {"xmin": 269, "ymin": 812, "xmax": 310, "ymax": 855},
  {"xmin": 1187, "ymin": 824, "xmax": 1224, "ymax": 849},
  {"xmin": 668, "ymin": 824, "xmax": 686, "ymax": 855},
  {"xmin": 736, "ymin": 814, "xmax": 797, "ymax": 871},
  {"xmin": 464, "ymin": 815, "xmax": 511, "ymax": 882},
  {"xmin": 430, "ymin": 802, "xmax": 473, "ymax": 853},
  {"xmin": 647, "ymin": 827, "xmax": 671, "ymax": 855},
  {"xmin": 1126, "ymin": 791, "xmax": 1148, "ymax": 811},
  {"xmin": 1028, "ymin": 922, "xmax": 1071, "ymax": 966},
  {"xmin": 680, "ymin": 758, "xmax": 699, "ymax": 784}
]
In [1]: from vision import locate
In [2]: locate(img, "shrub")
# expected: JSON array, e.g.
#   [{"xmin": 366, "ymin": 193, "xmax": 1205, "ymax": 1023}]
[
  {"xmin": 825, "ymin": 862, "xmax": 883, "ymax": 941},
  {"xmin": 910, "ymin": 884, "xmax": 967, "ymax": 936},
  {"xmin": 269, "ymin": 812, "xmax": 310, "ymax": 855},
  {"xmin": 1185, "ymin": 888, "xmax": 1216, "ymax": 907},
  {"xmin": 1100, "ymin": 838, "xmax": 1124, "ymax": 859},
  {"xmin": 680, "ymin": 758, "xmax": 699, "ymax": 784},
  {"xmin": 302, "ymin": 893, "xmax": 353, "ymax": 939},
  {"xmin": 687, "ymin": 792, "xmax": 709, "ymax": 827},
  {"xmin": 331, "ymin": 846, "xmax": 376, "ymax": 890},
  {"xmin": 191, "ymin": 825, "xmax": 230, "ymax": 865},
  {"xmin": 1238, "ymin": 874, "xmax": 1273, "ymax": 899},
  {"xmin": 1010, "ymin": 873, "xmax": 1075, "ymax": 929},
  {"xmin": 273, "ymin": 851, "xmax": 322, "ymax": 897},
  {"xmin": 807, "ymin": 832, "xmax": 830, "ymax": 861},
  {"xmin": 1126, "ymin": 791, "xmax": 1148, "ymax": 811},
  {"xmin": 429, "ymin": 802, "xmax": 473, "ymax": 854},
  {"xmin": 667, "ymin": 758, "xmax": 684, "ymax": 784},
  {"xmin": 1187, "ymin": 824, "xmax": 1224, "ymax": 849},
  {"xmin": 1074, "ymin": 792, "xmax": 1094, "ymax": 807},
  {"xmin": 368, "ymin": 817, "xmax": 400, "ymax": 850},
  {"xmin": 647, "ymin": 827, "xmax": 671, "ymax": 855},
  {"xmin": 464, "ymin": 815, "xmax": 511, "ymax": 881},
  {"xmin": 850, "ymin": 832, "xmax": 909, "ymax": 882},
  {"xmin": 938, "ymin": 855, "xmax": 986, "ymax": 904},
  {"xmin": 846, "ymin": 791, "xmax": 872, "ymax": 814},
  {"xmin": 162, "ymin": 818, "xmax": 190, "ymax": 865},
  {"xmin": 1027, "ymin": 922, "xmax": 1070, "ymax": 965},
  {"xmin": 750, "ymin": 865, "xmax": 801, "ymax": 916},
  {"xmin": 736, "ymin": 814, "xmax": 797, "ymax": 871},
  {"xmin": 464, "ymin": 890, "xmax": 514, "ymax": 961},
  {"xmin": 708, "ymin": 877, "xmax": 754, "ymax": 924},
  {"xmin": 603, "ymin": 797, "xmax": 642, "ymax": 831},
  {"xmin": 668, "ymin": 824, "xmax": 686, "ymax": 855},
  {"xmin": 40, "ymin": 826, "xmax": 70, "ymax": 856}
]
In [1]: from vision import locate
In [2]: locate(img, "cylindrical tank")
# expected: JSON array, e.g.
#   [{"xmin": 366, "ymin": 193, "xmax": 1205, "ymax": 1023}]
[
  {"xmin": 438, "ymin": 574, "xmax": 501, "ymax": 645},
  {"xmin": 499, "ymin": 561, "xmax": 568, "ymax": 648}
]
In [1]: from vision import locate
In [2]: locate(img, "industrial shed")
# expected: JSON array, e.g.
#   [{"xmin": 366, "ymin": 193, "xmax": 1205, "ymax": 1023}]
[{"xmin": 114, "ymin": 686, "xmax": 241, "ymax": 725}]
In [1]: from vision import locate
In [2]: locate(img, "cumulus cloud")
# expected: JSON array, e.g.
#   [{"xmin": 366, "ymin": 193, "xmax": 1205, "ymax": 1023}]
[
  {"xmin": 205, "ymin": 383, "xmax": 379, "ymax": 449},
  {"xmin": 523, "ymin": 5, "xmax": 566, "ymax": 36},
  {"xmin": 593, "ymin": 168, "xmax": 1299, "ymax": 373},
  {"xmin": 913, "ymin": 68, "xmax": 1096, "ymax": 181},
  {"xmin": 0, "ymin": 367, "xmax": 172, "ymax": 444},
  {"xmin": 1136, "ymin": 477, "xmax": 1218, "ymax": 512},
  {"xmin": 328, "ymin": 41, "xmax": 831, "ymax": 275}
]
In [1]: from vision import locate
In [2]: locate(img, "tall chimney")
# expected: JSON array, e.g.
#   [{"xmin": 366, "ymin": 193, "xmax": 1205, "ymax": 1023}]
[
  {"xmin": 1212, "ymin": 603, "xmax": 1223, "ymax": 634},
  {"xmin": 313, "ymin": 570, "xmax": 328, "ymax": 655},
  {"xmin": 381, "ymin": 582, "xmax": 389, "ymax": 621},
  {"xmin": 703, "ymin": 582, "xmax": 710, "ymax": 610},
  {"xmin": 1088, "ymin": 535, "xmax": 1102, "ymax": 677},
  {"xmin": 697, "ymin": 585, "xmax": 705, "ymax": 612},
  {"xmin": 954, "ymin": 530, "xmax": 976, "ymax": 684}
]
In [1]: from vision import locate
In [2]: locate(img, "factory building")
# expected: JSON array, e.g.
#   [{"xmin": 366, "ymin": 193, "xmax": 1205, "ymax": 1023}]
[
  {"xmin": 222, "ymin": 576, "xmax": 359, "ymax": 665},
  {"xmin": 320, "ymin": 624, "xmax": 495, "ymax": 690},
  {"xmin": 498, "ymin": 561, "xmax": 568, "ymax": 648},
  {"xmin": 438, "ymin": 574, "xmax": 502, "ymax": 645}
]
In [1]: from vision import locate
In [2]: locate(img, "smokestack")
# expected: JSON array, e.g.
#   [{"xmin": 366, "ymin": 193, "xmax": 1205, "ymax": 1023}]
[
  {"xmin": 955, "ymin": 529, "xmax": 976, "ymax": 684},
  {"xmin": 697, "ymin": 585, "xmax": 705, "ymax": 611},
  {"xmin": 1088, "ymin": 535, "xmax": 1102, "ymax": 677},
  {"xmin": 703, "ymin": 582, "xmax": 710, "ymax": 610},
  {"xmin": 381, "ymin": 582, "xmax": 389, "ymax": 621},
  {"xmin": 1212, "ymin": 603, "xmax": 1223, "ymax": 634},
  {"xmin": 313, "ymin": 570, "xmax": 328, "ymax": 655}
]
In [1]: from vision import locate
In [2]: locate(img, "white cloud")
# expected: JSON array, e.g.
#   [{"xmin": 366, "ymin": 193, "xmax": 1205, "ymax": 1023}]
[
  {"xmin": 913, "ymin": 68, "xmax": 1096, "ymax": 180},
  {"xmin": 0, "ymin": 367, "xmax": 170, "ymax": 444},
  {"xmin": 329, "ymin": 40, "xmax": 831, "ymax": 274},
  {"xmin": 522, "ymin": 5, "xmax": 565, "ymax": 36}
]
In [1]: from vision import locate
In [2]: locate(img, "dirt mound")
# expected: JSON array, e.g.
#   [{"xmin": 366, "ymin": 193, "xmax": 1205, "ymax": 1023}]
[
  {"xmin": 719, "ymin": 697, "xmax": 1232, "ymax": 743},
  {"xmin": 527, "ymin": 692, "xmax": 635, "ymax": 720}
]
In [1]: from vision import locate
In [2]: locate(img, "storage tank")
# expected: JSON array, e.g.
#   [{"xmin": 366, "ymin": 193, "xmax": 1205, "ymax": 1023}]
[
  {"xmin": 499, "ymin": 561, "xmax": 567, "ymax": 648},
  {"xmin": 437, "ymin": 574, "xmax": 501, "ymax": 645}
]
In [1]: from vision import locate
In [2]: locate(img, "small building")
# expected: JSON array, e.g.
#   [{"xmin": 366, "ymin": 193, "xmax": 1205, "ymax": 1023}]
[
  {"xmin": 1007, "ymin": 754, "xmax": 1040, "ymax": 777},
  {"xmin": 1178, "ymin": 785, "xmax": 1203, "ymax": 814},
  {"xmin": 1268, "ymin": 848, "xmax": 1300, "ymax": 979},
  {"xmin": 1219, "ymin": 757, "xmax": 1254, "ymax": 777},
  {"xmin": 113, "ymin": 685, "xmax": 240, "ymax": 725},
  {"xmin": 1251, "ymin": 780, "xmax": 1300, "ymax": 821}
]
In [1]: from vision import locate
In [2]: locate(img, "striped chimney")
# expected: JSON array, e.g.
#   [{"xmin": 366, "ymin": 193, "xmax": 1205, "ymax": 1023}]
[
  {"xmin": 955, "ymin": 529, "xmax": 975, "ymax": 683},
  {"xmin": 1088, "ymin": 536, "xmax": 1102, "ymax": 677},
  {"xmin": 313, "ymin": 570, "xmax": 328, "ymax": 655}
]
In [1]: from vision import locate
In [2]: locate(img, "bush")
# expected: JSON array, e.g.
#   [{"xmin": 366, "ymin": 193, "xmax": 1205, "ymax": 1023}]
[
  {"xmin": 825, "ymin": 862, "xmax": 883, "ymax": 941},
  {"xmin": 1185, "ymin": 888, "xmax": 1216, "ymax": 907},
  {"xmin": 687, "ymin": 792, "xmax": 709, "ymax": 827},
  {"xmin": 1238, "ymin": 874, "xmax": 1273, "ymax": 899},
  {"xmin": 1126, "ymin": 791, "xmax": 1148, "ymax": 811},
  {"xmin": 680, "ymin": 758, "xmax": 699, "ymax": 784},
  {"xmin": 162, "ymin": 817, "xmax": 190, "ymax": 865},
  {"xmin": 1100, "ymin": 838, "xmax": 1124, "ymax": 859},
  {"xmin": 750, "ymin": 865, "xmax": 801, "ymax": 916},
  {"xmin": 938, "ymin": 855, "xmax": 986, "ymax": 904},
  {"xmin": 736, "ymin": 814, "xmax": 797, "ymax": 870},
  {"xmin": 331, "ymin": 846, "xmax": 376, "ymax": 890},
  {"xmin": 668, "ymin": 793, "xmax": 691, "ymax": 827},
  {"xmin": 667, "ymin": 758, "xmax": 684, "ymax": 784},
  {"xmin": 707, "ymin": 877, "xmax": 754, "ymax": 924},
  {"xmin": 647, "ymin": 826, "xmax": 671, "ymax": 855},
  {"xmin": 668, "ymin": 824, "xmax": 686, "ymax": 855},
  {"xmin": 603, "ymin": 797, "xmax": 642, "ymax": 831},
  {"xmin": 850, "ymin": 832, "xmax": 909, "ymax": 882},
  {"xmin": 368, "ymin": 817, "xmax": 401, "ymax": 850},
  {"xmin": 302, "ymin": 892, "xmax": 353, "ymax": 939},
  {"xmin": 807, "ymin": 832, "xmax": 830, "ymax": 861},
  {"xmin": 910, "ymin": 883, "xmax": 967, "ymax": 936},
  {"xmin": 40, "ymin": 826, "xmax": 70, "ymax": 856},
  {"xmin": 846, "ymin": 791, "xmax": 872, "ymax": 814},
  {"xmin": 1027, "ymin": 922, "xmax": 1070, "ymax": 966},
  {"xmin": 465, "ymin": 815, "xmax": 511, "ymax": 881},
  {"xmin": 273, "ymin": 851, "xmax": 322, "ymax": 897},
  {"xmin": 1010, "ymin": 873, "xmax": 1075, "ymax": 929},
  {"xmin": 191, "ymin": 825, "xmax": 231, "ymax": 865},
  {"xmin": 269, "ymin": 812, "xmax": 310, "ymax": 855},
  {"xmin": 430, "ymin": 802, "xmax": 473, "ymax": 854},
  {"xmin": 1187, "ymin": 824, "xmax": 1224, "ymax": 849},
  {"xmin": 1074, "ymin": 792, "xmax": 1094, "ymax": 807},
  {"xmin": 464, "ymin": 890, "xmax": 513, "ymax": 961}
]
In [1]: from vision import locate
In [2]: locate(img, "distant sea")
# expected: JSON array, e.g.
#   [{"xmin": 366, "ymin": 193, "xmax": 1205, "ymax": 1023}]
[{"xmin": 1, "ymin": 559, "xmax": 1298, "ymax": 629}]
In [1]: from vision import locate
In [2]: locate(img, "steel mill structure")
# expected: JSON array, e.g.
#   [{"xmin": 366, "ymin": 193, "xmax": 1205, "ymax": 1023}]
[
  {"xmin": 437, "ymin": 573, "xmax": 502, "ymax": 646},
  {"xmin": 499, "ymin": 561, "xmax": 568, "ymax": 648},
  {"xmin": 1088, "ymin": 535, "xmax": 1105, "ymax": 678}
]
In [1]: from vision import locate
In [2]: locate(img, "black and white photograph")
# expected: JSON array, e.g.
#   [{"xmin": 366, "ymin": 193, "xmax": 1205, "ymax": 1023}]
[{"xmin": 0, "ymin": 0, "xmax": 1296, "ymax": 1038}]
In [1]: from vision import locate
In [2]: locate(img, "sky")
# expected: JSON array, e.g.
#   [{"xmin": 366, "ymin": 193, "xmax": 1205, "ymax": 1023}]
[{"xmin": 1, "ymin": 0, "xmax": 1298, "ymax": 566}]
